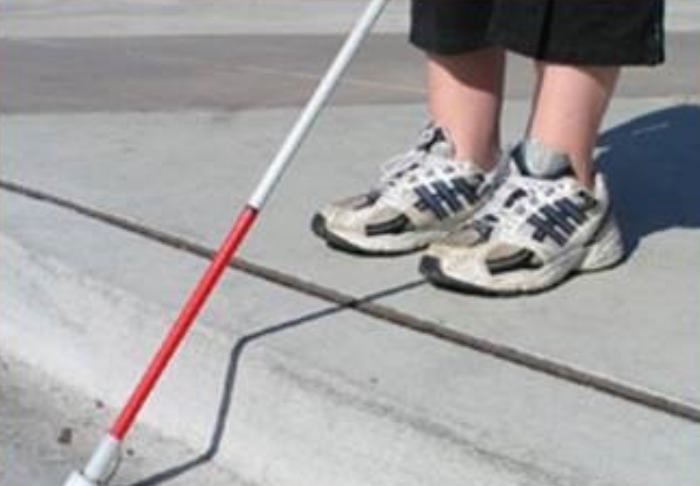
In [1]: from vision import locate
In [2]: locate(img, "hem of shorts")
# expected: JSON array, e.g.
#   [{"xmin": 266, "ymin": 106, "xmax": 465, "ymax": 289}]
[
  {"xmin": 410, "ymin": 30, "xmax": 664, "ymax": 66},
  {"xmin": 487, "ymin": 31, "xmax": 665, "ymax": 67},
  {"xmin": 409, "ymin": 30, "xmax": 492, "ymax": 56}
]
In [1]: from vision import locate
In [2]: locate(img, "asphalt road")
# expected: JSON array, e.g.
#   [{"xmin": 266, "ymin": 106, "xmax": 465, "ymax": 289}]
[{"xmin": 2, "ymin": 33, "xmax": 698, "ymax": 114}]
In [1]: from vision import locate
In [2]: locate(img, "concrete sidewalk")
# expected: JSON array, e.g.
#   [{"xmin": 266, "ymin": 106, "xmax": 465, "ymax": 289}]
[
  {"xmin": 1, "ymin": 353, "xmax": 249, "ymax": 486},
  {"xmin": 3, "ymin": 185, "xmax": 698, "ymax": 486},
  {"xmin": 2, "ymin": 1, "xmax": 699, "ymax": 485}
]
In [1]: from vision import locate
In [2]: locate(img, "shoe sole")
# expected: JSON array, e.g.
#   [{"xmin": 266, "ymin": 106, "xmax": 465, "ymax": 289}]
[
  {"xmin": 311, "ymin": 214, "xmax": 426, "ymax": 257},
  {"xmin": 419, "ymin": 256, "xmax": 572, "ymax": 297},
  {"xmin": 420, "ymin": 219, "xmax": 626, "ymax": 297}
]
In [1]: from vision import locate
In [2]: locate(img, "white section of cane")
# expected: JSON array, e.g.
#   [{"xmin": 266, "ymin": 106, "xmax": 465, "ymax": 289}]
[
  {"xmin": 63, "ymin": 435, "xmax": 121, "ymax": 485},
  {"xmin": 247, "ymin": 0, "xmax": 390, "ymax": 209}
]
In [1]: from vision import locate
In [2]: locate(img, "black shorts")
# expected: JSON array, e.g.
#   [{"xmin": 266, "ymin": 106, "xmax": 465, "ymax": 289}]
[{"xmin": 410, "ymin": 0, "xmax": 665, "ymax": 65}]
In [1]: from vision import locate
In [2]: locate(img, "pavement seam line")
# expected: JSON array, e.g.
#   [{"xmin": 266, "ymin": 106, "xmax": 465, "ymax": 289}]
[{"xmin": 2, "ymin": 178, "xmax": 699, "ymax": 425}]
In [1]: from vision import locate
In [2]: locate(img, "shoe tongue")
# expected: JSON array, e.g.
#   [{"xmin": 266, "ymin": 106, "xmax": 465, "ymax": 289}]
[
  {"xmin": 415, "ymin": 124, "xmax": 455, "ymax": 159},
  {"xmin": 512, "ymin": 139, "xmax": 573, "ymax": 179}
]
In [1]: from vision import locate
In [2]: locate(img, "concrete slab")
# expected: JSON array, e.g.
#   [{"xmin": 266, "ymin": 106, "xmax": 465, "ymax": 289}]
[
  {"xmin": 2, "ymin": 192, "xmax": 699, "ymax": 485},
  {"xmin": 666, "ymin": 0, "xmax": 700, "ymax": 31},
  {"xmin": 2, "ymin": 98, "xmax": 699, "ymax": 406},
  {"xmin": 0, "ymin": 355, "xmax": 248, "ymax": 486}
]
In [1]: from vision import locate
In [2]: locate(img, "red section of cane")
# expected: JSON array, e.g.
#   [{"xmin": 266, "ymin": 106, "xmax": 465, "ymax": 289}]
[
  {"xmin": 65, "ymin": 4, "xmax": 388, "ymax": 483},
  {"xmin": 110, "ymin": 206, "xmax": 258, "ymax": 439}
]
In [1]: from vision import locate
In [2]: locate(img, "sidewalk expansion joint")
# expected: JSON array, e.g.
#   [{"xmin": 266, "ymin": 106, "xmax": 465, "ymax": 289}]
[{"xmin": 3, "ymin": 178, "xmax": 699, "ymax": 425}]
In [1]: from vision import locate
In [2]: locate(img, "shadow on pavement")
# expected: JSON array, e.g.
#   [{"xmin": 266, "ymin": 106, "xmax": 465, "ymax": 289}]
[
  {"xmin": 597, "ymin": 104, "xmax": 700, "ymax": 255},
  {"xmin": 123, "ymin": 278, "xmax": 427, "ymax": 486}
]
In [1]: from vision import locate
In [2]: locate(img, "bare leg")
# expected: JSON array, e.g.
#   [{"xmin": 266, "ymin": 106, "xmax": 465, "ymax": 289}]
[
  {"xmin": 528, "ymin": 63, "xmax": 620, "ymax": 188},
  {"xmin": 427, "ymin": 47, "xmax": 505, "ymax": 171}
]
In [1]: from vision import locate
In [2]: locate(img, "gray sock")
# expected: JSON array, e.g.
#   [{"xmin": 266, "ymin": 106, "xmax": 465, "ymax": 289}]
[{"xmin": 512, "ymin": 138, "xmax": 573, "ymax": 179}]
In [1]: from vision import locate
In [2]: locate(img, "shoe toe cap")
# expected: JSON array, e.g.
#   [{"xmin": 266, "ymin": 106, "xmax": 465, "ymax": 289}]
[{"xmin": 311, "ymin": 213, "xmax": 329, "ymax": 239}]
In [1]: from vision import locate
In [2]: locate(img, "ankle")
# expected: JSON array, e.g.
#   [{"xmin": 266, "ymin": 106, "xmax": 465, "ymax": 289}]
[
  {"xmin": 572, "ymin": 165, "xmax": 595, "ymax": 190},
  {"xmin": 514, "ymin": 137, "xmax": 596, "ymax": 187},
  {"xmin": 453, "ymin": 146, "xmax": 500, "ymax": 172},
  {"xmin": 521, "ymin": 137, "xmax": 595, "ymax": 187}
]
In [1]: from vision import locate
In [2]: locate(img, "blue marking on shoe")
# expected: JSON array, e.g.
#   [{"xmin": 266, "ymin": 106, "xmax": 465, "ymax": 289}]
[{"xmin": 414, "ymin": 185, "xmax": 449, "ymax": 219}]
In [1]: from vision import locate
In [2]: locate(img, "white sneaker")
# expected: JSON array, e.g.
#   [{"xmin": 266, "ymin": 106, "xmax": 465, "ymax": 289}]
[
  {"xmin": 311, "ymin": 124, "xmax": 503, "ymax": 255},
  {"xmin": 420, "ymin": 139, "xmax": 625, "ymax": 295}
]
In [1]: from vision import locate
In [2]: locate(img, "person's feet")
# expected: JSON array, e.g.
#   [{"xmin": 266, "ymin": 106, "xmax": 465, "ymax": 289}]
[
  {"xmin": 312, "ymin": 124, "xmax": 503, "ymax": 255},
  {"xmin": 420, "ymin": 139, "xmax": 625, "ymax": 295}
]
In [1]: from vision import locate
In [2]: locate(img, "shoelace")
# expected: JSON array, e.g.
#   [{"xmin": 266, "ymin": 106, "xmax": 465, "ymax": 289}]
[
  {"xmin": 378, "ymin": 149, "xmax": 427, "ymax": 188},
  {"xmin": 378, "ymin": 152, "xmax": 465, "ymax": 209},
  {"xmin": 471, "ymin": 176, "xmax": 549, "ymax": 236}
]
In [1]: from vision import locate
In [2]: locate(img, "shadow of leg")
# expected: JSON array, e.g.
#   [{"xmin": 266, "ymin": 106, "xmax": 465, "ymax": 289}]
[{"xmin": 597, "ymin": 104, "xmax": 700, "ymax": 254}]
